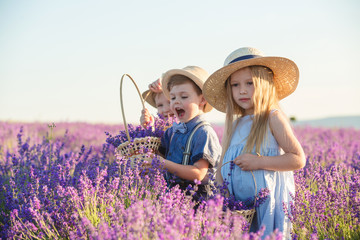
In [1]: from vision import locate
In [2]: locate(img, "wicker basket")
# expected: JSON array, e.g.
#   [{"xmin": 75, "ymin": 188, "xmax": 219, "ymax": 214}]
[
  {"xmin": 232, "ymin": 170, "xmax": 257, "ymax": 225},
  {"xmin": 116, "ymin": 74, "xmax": 161, "ymax": 167},
  {"xmin": 218, "ymin": 162, "xmax": 258, "ymax": 226},
  {"xmin": 232, "ymin": 208, "xmax": 256, "ymax": 224}
]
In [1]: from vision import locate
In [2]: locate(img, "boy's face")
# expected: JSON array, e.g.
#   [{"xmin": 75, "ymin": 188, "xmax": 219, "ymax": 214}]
[
  {"xmin": 154, "ymin": 92, "xmax": 173, "ymax": 117},
  {"xmin": 169, "ymin": 82, "xmax": 205, "ymax": 123}
]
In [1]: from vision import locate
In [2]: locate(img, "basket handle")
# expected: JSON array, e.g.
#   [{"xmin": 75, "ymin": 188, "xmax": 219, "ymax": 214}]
[{"xmin": 120, "ymin": 74, "xmax": 145, "ymax": 141}]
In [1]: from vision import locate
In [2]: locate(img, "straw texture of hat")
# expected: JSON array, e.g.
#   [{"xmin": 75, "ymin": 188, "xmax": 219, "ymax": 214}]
[
  {"xmin": 142, "ymin": 90, "xmax": 157, "ymax": 108},
  {"xmin": 203, "ymin": 47, "xmax": 299, "ymax": 113},
  {"xmin": 162, "ymin": 66, "xmax": 213, "ymax": 113}
]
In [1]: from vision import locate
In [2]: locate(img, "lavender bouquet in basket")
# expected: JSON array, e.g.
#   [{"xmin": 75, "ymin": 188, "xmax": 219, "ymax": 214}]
[
  {"xmin": 223, "ymin": 188, "xmax": 270, "ymax": 211},
  {"xmin": 106, "ymin": 115, "xmax": 176, "ymax": 158}
]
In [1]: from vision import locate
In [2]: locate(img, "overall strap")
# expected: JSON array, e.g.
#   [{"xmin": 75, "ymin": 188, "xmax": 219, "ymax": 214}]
[{"xmin": 181, "ymin": 122, "xmax": 210, "ymax": 166}]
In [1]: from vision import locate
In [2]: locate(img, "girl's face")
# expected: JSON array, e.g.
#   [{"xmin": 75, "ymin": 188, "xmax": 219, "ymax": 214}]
[
  {"xmin": 169, "ymin": 82, "xmax": 204, "ymax": 123},
  {"xmin": 154, "ymin": 93, "xmax": 173, "ymax": 117},
  {"xmin": 230, "ymin": 67, "xmax": 255, "ymax": 115}
]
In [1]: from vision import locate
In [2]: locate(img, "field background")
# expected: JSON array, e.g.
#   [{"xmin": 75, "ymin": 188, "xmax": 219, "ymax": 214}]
[{"xmin": 1, "ymin": 121, "xmax": 359, "ymax": 239}]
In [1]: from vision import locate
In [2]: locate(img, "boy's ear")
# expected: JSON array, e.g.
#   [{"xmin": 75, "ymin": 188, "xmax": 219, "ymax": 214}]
[{"xmin": 199, "ymin": 95, "xmax": 207, "ymax": 108}]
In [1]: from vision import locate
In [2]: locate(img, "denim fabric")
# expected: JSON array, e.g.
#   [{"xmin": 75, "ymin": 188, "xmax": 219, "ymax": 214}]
[{"xmin": 159, "ymin": 114, "xmax": 221, "ymax": 185}]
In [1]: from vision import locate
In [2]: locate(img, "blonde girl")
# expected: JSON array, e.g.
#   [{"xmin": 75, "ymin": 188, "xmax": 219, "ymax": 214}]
[{"xmin": 203, "ymin": 47, "xmax": 306, "ymax": 239}]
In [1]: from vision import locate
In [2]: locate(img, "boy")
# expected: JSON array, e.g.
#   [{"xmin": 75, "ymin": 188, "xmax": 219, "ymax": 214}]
[{"xmin": 146, "ymin": 66, "xmax": 221, "ymax": 201}]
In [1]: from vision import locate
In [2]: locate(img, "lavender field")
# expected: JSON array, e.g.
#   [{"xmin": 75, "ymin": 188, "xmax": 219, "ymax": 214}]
[{"xmin": 0, "ymin": 121, "xmax": 359, "ymax": 239}]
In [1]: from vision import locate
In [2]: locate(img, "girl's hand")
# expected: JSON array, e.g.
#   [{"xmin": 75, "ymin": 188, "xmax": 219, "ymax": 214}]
[
  {"xmin": 234, "ymin": 153, "xmax": 260, "ymax": 171},
  {"xmin": 148, "ymin": 78, "xmax": 162, "ymax": 93},
  {"xmin": 140, "ymin": 109, "xmax": 154, "ymax": 128}
]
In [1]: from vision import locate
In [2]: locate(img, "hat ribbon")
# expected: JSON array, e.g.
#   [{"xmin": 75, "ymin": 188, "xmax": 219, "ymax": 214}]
[{"xmin": 228, "ymin": 54, "xmax": 262, "ymax": 65}]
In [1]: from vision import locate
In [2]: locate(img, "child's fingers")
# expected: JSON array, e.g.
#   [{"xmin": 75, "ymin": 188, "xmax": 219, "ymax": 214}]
[
  {"xmin": 233, "ymin": 155, "xmax": 242, "ymax": 164},
  {"xmin": 149, "ymin": 82, "xmax": 156, "ymax": 89},
  {"xmin": 147, "ymin": 79, "xmax": 162, "ymax": 93},
  {"xmin": 150, "ymin": 86, "xmax": 162, "ymax": 93},
  {"xmin": 156, "ymin": 78, "xmax": 162, "ymax": 86},
  {"xmin": 140, "ymin": 108, "xmax": 152, "ymax": 127},
  {"xmin": 234, "ymin": 159, "xmax": 242, "ymax": 169},
  {"xmin": 234, "ymin": 154, "xmax": 259, "ymax": 171},
  {"xmin": 149, "ymin": 153, "xmax": 157, "ymax": 159},
  {"xmin": 141, "ymin": 108, "xmax": 150, "ymax": 116}
]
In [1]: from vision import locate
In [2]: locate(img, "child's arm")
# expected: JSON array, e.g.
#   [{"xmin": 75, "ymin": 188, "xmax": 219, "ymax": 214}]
[
  {"xmin": 156, "ymin": 155, "xmax": 210, "ymax": 182},
  {"xmin": 234, "ymin": 110, "xmax": 306, "ymax": 171}
]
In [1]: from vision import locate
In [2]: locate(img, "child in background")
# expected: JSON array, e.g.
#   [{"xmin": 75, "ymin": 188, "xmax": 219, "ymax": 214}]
[
  {"xmin": 203, "ymin": 47, "xmax": 306, "ymax": 239},
  {"xmin": 148, "ymin": 66, "xmax": 221, "ymax": 201},
  {"xmin": 140, "ymin": 76, "xmax": 174, "ymax": 127}
]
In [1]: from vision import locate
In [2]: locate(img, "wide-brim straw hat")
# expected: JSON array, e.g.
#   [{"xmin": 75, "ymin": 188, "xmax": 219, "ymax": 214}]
[
  {"xmin": 162, "ymin": 66, "xmax": 213, "ymax": 113},
  {"xmin": 203, "ymin": 47, "xmax": 299, "ymax": 113},
  {"xmin": 142, "ymin": 90, "xmax": 157, "ymax": 108}
]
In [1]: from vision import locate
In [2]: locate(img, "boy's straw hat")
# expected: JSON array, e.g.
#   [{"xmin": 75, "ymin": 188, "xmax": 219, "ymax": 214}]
[
  {"xmin": 142, "ymin": 90, "xmax": 157, "ymax": 108},
  {"xmin": 162, "ymin": 66, "xmax": 213, "ymax": 113},
  {"xmin": 203, "ymin": 47, "xmax": 299, "ymax": 113}
]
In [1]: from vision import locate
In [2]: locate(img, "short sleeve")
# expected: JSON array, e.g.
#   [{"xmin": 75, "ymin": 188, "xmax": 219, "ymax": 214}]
[{"xmin": 189, "ymin": 125, "xmax": 222, "ymax": 168}]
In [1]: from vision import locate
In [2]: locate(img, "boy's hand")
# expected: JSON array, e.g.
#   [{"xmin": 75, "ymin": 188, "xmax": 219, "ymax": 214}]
[
  {"xmin": 141, "ymin": 153, "xmax": 165, "ymax": 170},
  {"xmin": 140, "ymin": 109, "xmax": 154, "ymax": 128},
  {"xmin": 142, "ymin": 159, "xmax": 152, "ymax": 169},
  {"xmin": 148, "ymin": 78, "xmax": 162, "ymax": 93},
  {"xmin": 149, "ymin": 153, "xmax": 166, "ymax": 164},
  {"xmin": 234, "ymin": 153, "xmax": 260, "ymax": 171}
]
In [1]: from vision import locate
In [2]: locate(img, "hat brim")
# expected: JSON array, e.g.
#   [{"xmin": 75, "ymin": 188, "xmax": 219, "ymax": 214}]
[
  {"xmin": 142, "ymin": 90, "xmax": 157, "ymax": 108},
  {"xmin": 162, "ymin": 69, "xmax": 213, "ymax": 113},
  {"xmin": 203, "ymin": 56, "xmax": 299, "ymax": 113}
]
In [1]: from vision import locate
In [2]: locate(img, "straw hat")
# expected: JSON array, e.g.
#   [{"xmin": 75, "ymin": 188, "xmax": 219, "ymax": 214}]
[
  {"xmin": 142, "ymin": 90, "xmax": 157, "ymax": 108},
  {"xmin": 203, "ymin": 47, "xmax": 299, "ymax": 113},
  {"xmin": 142, "ymin": 76, "xmax": 165, "ymax": 108},
  {"xmin": 162, "ymin": 66, "xmax": 213, "ymax": 113}
]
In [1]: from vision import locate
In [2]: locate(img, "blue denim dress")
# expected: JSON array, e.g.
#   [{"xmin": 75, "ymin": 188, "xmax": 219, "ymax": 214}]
[
  {"xmin": 159, "ymin": 114, "xmax": 221, "ymax": 188},
  {"xmin": 221, "ymin": 114, "xmax": 294, "ymax": 239}
]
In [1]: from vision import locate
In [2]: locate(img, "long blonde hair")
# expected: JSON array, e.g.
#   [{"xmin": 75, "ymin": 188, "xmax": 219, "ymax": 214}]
[{"xmin": 216, "ymin": 66, "xmax": 279, "ymax": 183}]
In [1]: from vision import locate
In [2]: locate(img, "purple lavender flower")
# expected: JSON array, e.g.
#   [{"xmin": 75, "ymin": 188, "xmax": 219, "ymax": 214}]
[{"xmin": 1, "ymin": 122, "xmax": 359, "ymax": 239}]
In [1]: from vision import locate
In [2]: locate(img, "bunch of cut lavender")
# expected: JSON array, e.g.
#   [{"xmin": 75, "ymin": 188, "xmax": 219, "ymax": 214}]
[
  {"xmin": 154, "ymin": 113, "xmax": 177, "ymax": 130},
  {"xmin": 223, "ymin": 188, "xmax": 270, "ymax": 211},
  {"xmin": 207, "ymin": 161, "xmax": 270, "ymax": 212},
  {"xmin": 105, "ymin": 114, "xmax": 176, "ymax": 148}
]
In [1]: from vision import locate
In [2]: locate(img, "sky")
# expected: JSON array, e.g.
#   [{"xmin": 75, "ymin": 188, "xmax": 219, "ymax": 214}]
[{"xmin": 1, "ymin": 0, "xmax": 360, "ymax": 125}]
